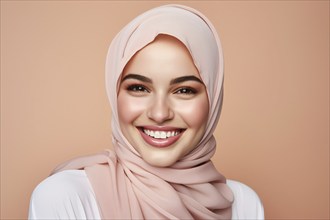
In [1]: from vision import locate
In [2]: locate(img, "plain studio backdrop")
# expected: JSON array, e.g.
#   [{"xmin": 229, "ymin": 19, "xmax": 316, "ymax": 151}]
[{"xmin": 1, "ymin": 1, "xmax": 329, "ymax": 219}]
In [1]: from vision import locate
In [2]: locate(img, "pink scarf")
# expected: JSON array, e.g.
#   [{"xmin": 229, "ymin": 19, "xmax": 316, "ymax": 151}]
[{"xmin": 53, "ymin": 4, "xmax": 233, "ymax": 219}]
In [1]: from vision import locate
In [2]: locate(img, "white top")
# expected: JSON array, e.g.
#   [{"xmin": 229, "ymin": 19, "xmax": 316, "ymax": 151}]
[{"xmin": 29, "ymin": 170, "xmax": 264, "ymax": 219}]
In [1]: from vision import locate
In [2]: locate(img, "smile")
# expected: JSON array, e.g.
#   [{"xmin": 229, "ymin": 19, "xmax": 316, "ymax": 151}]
[
  {"xmin": 138, "ymin": 126, "xmax": 185, "ymax": 148},
  {"xmin": 143, "ymin": 129, "xmax": 181, "ymax": 139}
]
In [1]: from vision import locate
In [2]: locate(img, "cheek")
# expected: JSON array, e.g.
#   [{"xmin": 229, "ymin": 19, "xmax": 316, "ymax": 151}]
[
  {"xmin": 117, "ymin": 93, "xmax": 147, "ymax": 125},
  {"xmin": 174, "ymin": 95, "xmax": 209, "ymax": 128}
]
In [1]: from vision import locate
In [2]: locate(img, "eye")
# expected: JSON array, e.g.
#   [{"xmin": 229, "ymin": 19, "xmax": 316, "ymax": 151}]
[
  {"xmin": 127, "ymin": 84, "xmax": 150, "ymax": 93},
  {"xmin": 174, "ymin": 87, "xmax": 197, "ymax": 95}
]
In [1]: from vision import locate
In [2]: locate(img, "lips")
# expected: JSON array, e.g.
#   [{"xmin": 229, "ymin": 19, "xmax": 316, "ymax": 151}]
[
  {"xmin": 138, "ymin": 126, "xmax": 184, "ymax": 148},
  {"xmin": 143, "ymin": 129, "xmax": 180, "ymax": 139}
]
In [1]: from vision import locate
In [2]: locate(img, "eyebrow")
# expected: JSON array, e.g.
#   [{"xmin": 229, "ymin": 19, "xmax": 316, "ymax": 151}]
[
  {"xmin": 121, "ymin": 73, "xmax": 203, "ymax": 85},
  {"xmin": 170, "ymin": 75, "xmax": 203, "ymax": 85},
  {"xmin": 121, "ymin": 74, "xmax": 152, "ymax": 83}
]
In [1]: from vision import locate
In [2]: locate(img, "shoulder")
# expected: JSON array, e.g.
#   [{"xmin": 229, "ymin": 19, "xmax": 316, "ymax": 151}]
[
  {"xmin": 227, "ymin": 180, "xmax": 264, "ymax": 219},
  {"xmin": 29, "ymin": 170, "xmax": 101, "ymax": 219}
]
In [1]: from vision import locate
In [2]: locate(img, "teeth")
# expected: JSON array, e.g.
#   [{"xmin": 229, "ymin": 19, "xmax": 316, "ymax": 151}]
[
  {"xmin": 160, "ymin": 132, "xmax": 166, "ymax": 139},
  {"xmin": 143, "ymin": 129, "xmax": 181, "ymax": 139}
]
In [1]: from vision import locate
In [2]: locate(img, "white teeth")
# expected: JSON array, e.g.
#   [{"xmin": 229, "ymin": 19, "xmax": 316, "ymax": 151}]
[
  {"xmin": 160, "ymin": 132, "xmax": 166, "ymax": 139},
  {"xmin": 143, "ymin": 129, "xmax": 181, "ymax": 139}
]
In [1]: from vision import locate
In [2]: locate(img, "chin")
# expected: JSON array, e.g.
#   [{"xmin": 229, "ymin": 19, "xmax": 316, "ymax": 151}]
[{"xmin": 142, "ymin": 154, "xmax": 178, "ymax": 168}]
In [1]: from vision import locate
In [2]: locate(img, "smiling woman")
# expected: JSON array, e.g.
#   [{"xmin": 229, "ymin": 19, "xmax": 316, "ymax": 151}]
[
  {"xmin": 117, "ymin": 35, "xmax": 209, "ymax": 167},
  {"xmin": 28, "ymin": 4, "xmax": 263, "ymax": 220}
]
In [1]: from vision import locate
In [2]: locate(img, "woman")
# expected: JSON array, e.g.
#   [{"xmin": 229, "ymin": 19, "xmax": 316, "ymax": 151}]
[{"xmin": 29, "ymin": 4, "xmax": 264, "ymax": 219}]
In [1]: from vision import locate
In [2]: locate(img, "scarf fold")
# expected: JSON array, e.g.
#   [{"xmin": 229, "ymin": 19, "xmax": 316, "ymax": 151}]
[{"xmin": 52, "ymin": 4, "xmax": 233, "ymax": 219}]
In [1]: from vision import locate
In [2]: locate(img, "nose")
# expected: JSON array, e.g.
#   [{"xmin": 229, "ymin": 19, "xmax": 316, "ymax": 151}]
[{"xmin": 147, "ymin": 95, "xmax": 174, "ymax": 124}]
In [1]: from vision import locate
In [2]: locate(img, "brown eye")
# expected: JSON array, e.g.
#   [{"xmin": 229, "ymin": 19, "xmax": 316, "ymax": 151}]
[
  {"xmin": 127, "ymin": 84, "xmax": 150, "ymax": 93},
  {"xmin": 175, "ymin": 87, "xmax": 197, "ymax": 95}
]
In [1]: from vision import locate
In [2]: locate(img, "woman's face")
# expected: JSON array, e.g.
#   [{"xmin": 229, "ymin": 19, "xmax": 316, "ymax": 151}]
[{"xmin": 117, "ymin": 35, "xmax": 209, "ymax": 167}]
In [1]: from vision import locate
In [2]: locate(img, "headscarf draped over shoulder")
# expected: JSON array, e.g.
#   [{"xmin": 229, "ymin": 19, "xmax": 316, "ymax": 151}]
[{"xmin": 52, "ymin": 4, "xmax": 233, "ymax": 219}]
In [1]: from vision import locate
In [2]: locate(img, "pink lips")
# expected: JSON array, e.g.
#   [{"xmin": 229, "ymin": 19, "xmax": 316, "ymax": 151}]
[{"xmin": 138, "ymin": 126, "xmax": 184, "ymax": 148}]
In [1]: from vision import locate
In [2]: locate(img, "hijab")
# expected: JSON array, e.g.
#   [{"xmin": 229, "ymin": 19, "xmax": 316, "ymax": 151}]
[{"xmin": 52, "ymin": 4, "xmax": 233, "ymax": 219}]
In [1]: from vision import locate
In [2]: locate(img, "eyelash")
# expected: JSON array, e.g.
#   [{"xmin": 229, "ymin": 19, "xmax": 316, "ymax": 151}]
[
  {"xmin": 174, "ymin": 87, "xmax": 197, "ymax": 95},
  {"xmin": 126, "ymin": 84, "xmax": 197, "ymax": 95},
  {"xmin": 126, "ymin": 84, "xmax": 150, "ymax": 93}
]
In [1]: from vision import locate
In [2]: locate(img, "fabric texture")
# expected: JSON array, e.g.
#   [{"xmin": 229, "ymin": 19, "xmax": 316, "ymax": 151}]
[
  {"xmin": 52, "ymin": 4, "xmax": 233, "ymax": 219},
  {"xmin": 30, "ymin": 170, "xmax": 265, "ymax": 220}
]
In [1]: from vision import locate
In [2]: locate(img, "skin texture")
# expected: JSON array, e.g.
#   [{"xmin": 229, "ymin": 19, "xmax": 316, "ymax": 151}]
[{"xmin": 117, "ymin": 35, "xmax": 209, "ymax": 167}]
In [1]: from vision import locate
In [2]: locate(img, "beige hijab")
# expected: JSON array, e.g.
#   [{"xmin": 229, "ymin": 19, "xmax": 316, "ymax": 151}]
[{"xmin": 53, "ymin": 4, "xmax": 233, "ymax": 219}]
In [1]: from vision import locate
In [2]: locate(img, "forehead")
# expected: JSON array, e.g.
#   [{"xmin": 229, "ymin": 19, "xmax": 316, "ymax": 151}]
[{"xmin": 121, "ymin": 35, "xmax": 200, "ymax": 81}]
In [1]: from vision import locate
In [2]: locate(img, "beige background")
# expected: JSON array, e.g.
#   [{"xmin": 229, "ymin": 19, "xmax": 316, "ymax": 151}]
[{"xmin": 1, "ymin": 1, "xmax": 329, "ymax": 219}]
